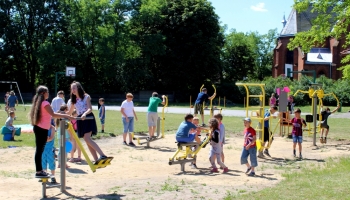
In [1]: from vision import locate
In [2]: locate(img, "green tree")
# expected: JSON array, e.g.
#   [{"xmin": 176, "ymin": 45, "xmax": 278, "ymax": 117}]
[
  {"xmin": 288, "ymin": 1, "xmax": 350, "ymax": 78},
  {"xmin": 221, "ymin": 30, "xmax": 255, "ymax": 82}
]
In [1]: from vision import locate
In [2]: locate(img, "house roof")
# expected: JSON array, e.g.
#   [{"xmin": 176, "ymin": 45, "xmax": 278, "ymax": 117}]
[
  {"xmin": 280, "ymin": 9, "xmax": 297, "ymax": 36},
  {"xmin": 306, "ymin": 48, "xmax": 332, "ymax": 64}
]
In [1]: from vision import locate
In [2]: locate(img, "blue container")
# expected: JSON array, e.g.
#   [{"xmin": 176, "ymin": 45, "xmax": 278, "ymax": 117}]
[{"xmin": 3, "ymin": 133, "xmax": 12, "ymax": 141}]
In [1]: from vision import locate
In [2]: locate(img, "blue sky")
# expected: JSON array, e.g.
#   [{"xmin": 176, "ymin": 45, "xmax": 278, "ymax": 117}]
[{"xmin": 209, "ymin": 0, "xmax": 294, "ymax": 34}]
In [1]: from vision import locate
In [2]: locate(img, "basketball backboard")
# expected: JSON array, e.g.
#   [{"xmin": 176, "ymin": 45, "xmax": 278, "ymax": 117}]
[{"xmin": 66, "ymin": 66, "xmax": 76, "ymax": 77}]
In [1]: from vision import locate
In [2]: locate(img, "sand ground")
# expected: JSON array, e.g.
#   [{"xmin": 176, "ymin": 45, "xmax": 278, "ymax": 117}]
[{"xmin": 1, "ymin": 132, "xmax": 350, "ymax": 200}]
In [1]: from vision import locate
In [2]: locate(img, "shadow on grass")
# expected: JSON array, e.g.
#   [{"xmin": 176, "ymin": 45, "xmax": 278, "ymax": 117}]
[{"xmin": 45, "ymin": 191, "xmax": 126, "ymax": 200}]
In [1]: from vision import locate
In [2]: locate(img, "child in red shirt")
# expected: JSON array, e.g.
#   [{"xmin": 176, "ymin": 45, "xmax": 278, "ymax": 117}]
[{"xmin": 240, "ymin": 117, "xmax": 257, "ymax": 176}]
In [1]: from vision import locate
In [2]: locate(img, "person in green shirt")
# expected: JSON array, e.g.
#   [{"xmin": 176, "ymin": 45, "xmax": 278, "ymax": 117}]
[{"xmin": 147, "ymin": 92, "xmax": 165, "ymax": 139}]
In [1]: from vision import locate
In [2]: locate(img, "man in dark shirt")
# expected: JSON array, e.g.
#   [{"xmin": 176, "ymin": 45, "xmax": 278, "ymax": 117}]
[{"xmin": 193, "ymin": 88, "xmax": 216, "ymax": 126}]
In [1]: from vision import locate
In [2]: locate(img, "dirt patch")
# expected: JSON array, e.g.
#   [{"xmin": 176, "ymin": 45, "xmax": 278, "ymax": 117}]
[{"xmin": 1, "ymin": 133, "xmax": 350, "ymax": 200}]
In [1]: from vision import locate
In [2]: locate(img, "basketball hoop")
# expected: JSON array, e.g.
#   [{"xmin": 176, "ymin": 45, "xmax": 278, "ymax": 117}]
[{"xmin": 66, "ymin": 66, "xmax": 76, "ymax": 79}]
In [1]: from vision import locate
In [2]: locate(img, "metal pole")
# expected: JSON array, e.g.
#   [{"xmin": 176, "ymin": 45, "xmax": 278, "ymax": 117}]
[
  {"xmin": 156, "ymin": 117, "xmax": 160, "ymax": 137},
  {"xmin": 313, "ymin": 93, "xmax": 318, "ymax": 146},
  {"xmin": 55, "ymin": 72, "xmax": 65, "ymax": 95},
  {"xmin": 60, "ymin": 119, "xmax": 66, "ymax": 192}
]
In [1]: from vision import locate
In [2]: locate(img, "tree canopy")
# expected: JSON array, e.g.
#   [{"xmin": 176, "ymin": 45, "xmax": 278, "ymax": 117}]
[{"xmin": 288, "ymin": 0, "xmax": 350, "ymax": 78}]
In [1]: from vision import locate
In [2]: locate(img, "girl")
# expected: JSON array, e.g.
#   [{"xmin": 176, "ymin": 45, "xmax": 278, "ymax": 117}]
[
  {"xmin": 68, "ymin": 81, "xmax": 108, "ymax": 163},
  {"xmin": 290, "ymin": 108, "xmax": 306, "ymax": 159},
  {"xmin": 208, "ymin": 118, "xmax": 228, "ymax": 173},
  {"xmin": 29, "ymin": 85, "xmax": 73, "ymax": 177},
  {"xmin": 269, "ymin": 93, "xmax": 276, "ymax": 106},
  {"xmin": 69, "ymin": 109, "xmax": 82, "ymax": 162}
]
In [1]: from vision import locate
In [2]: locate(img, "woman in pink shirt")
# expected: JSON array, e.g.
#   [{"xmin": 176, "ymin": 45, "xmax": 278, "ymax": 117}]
[{"xmin": 29, "ymin": 85, "xmax": 73, "ymax": 178}]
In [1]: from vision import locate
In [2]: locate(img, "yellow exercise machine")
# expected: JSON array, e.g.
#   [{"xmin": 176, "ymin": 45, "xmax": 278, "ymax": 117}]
[
  {"xmin": 37, "ymin": 117, "xmax": 113, "ymax": 198},
  {"xmin": 294, "ymin": 84, "xmax": 340, "ymax": 146},
  {"xmin": 168, "ymin": 130, "xmax": 210, "ymax": 171},
  {"xmin": 132, "ymin": 96, "xmax": 168, "ymax": 147},
  {"xmin": 67, "ymin": 121, "xmax": 113, "ymax": 172},
  {"xmin": 236, "ymin": 83, "xmax": 271, "ymax": 155}
]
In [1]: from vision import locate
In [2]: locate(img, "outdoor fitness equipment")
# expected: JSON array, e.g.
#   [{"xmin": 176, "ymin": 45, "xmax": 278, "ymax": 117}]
[
  {"xmin": 168, "ymin": 131, "xmax": 210, "ymax": 171},
  {"xmin": 293, "ymin": 84, "xmax": 340, "ymax": 146},
  {"xmin": 37, "ymin": 117, "xmax": 114, "ymax": 198},
  {"xmin": 132, "ymin": 96, "xmax": 168, "ymax": 147},
  {"xmin": 197, "ymin": 84, "xmax": 222, "ymax": 118},
  {"xmin": 235, "ymin": 83, "xmax": 271, "ymax": 153}
]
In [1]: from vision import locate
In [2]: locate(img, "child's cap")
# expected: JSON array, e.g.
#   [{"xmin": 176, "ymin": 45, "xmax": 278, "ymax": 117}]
[
  {"xmin": 193, "ymin": 117, "xmax": 199, "ymax": 120},
  {"xmin": 294, "ymin": 108, "xmax": 301, "ymax": 113},
  {"xmin": 243, "ymin": 117, "xmax": 251, "ymax": 122}
]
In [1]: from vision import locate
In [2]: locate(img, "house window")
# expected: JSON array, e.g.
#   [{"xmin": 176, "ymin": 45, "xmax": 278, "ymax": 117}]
[{"xmin": 286, "ymin": 51, "xmax": 294, "ymax": 64}]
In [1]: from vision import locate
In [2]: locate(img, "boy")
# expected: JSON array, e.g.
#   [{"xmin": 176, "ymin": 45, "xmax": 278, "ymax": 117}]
[
  {"xmin": 175, "ymin": 114, "xmax": 200, "ymax": 143},
  {"xmin": 320, "ymin": 105, "xmax": 340, "ymax": 144},
  {"xmin": 241, "ymin": 117, "xmax": 257, "ymax": 176},
  {"xmin": 5, "ymin": 111, "xmax": 17, "ymax": 141},
  {"xmin": 290, "ymin": 108, "xmax": 306, "ymax": 159},
  {"xmin": 99, "ymin": 98, "xmax": 106, "ymax": 133},
  {"xmin": 260, "ymin": 106, "xmax": 278, "ymax": 158},
  {"xmin": 194, "ymin": 88, "xmax": 216, "ymax": 126},
  {"xmin": 147, "ymin": 92, "xmax": 165, "ymax": 139}
]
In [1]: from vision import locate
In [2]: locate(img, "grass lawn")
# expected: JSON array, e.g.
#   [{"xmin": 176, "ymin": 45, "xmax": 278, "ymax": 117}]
[{"xmin": 225, "ymin": 156, "xmax": 350, "ymax": 200}]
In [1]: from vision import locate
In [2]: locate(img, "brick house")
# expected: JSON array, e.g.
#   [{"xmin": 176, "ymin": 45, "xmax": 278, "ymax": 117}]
[{"xmin": 272, "ymin": 6, "xmax": 349, "ymax": 80}]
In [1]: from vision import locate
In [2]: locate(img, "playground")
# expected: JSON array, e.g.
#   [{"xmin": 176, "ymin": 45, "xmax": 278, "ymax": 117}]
[{"xmin": 1, "ymin": 130, "xmax": 350, "ymax": 199}]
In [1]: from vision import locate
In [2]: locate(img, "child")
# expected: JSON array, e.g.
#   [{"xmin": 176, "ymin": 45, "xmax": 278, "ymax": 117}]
[
  {"xmin": 320, "ymin": 105, "xmax": 340, "ymax": 144},
  {"xmin": 69, "ymin": 109, "xmax": 82, "ymax": 162},
  {"xmin": 98, "ymin": 98, "xmax": 105, "ymax": 133},
  {"xmin": 209, "ymin": 118, "xmax": 228, "ymax": 173},
  {"xmin": 68, "ymin": 81, "xmax": 108, "ymax": 163},
  {"xmin": 42, "ymin": 126, "xmax": 57, "ymax": 183},
  {"xmin": 213, "ymin": 113, "xmax": 225, "ymax": 165},
  {"xmin": 56, "ymin": 105, "xmax": 75, "ymax": 167},
  {"xmin": 287, "ymin": 95, "xmax": 294, "ymax": 114},
  {"xmin": 120, "ymin": 93, "xmax": 138, "ymax": 146},
  {"xmin": 189, "ymin": 117, "xmax": 202, "ymax": 169},
  {"xmin": 241, "ymin": 117, "xmax": 257, "ymax": 176},
  {"xmin": 290, "ymin": 108, "xmax": 306, "ymax": 159},
  {"xmin": 269, "ymin": 93, "xmax": 276, "ymax": 106},
  {"xmin": 5, "ymin": 111, "xmax": 17, "ymax": 141},
  {"xmin": 29, "ymin": 85, "xmax": 73, "ymax": 177}
]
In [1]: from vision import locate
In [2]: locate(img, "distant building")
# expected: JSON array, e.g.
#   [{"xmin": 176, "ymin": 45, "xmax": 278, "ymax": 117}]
[{"xmin": 272, "ymin": 6, "xmax": 349, "ymax": 80}]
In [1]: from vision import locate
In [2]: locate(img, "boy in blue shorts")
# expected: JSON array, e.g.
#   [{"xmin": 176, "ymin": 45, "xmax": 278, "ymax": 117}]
[
  {"xmin": 194, "ymin": 88, "xmax": 216, "ymax": 126},
  {"xmin": 241, "ymin": 117, "xmax": 257, "ymax": 176},
  {"xmin": 99, "ymin": 98, "xmax": 105, "ymax": 133},
  {"xmin": 290, "ymin": 108, "xmax": 306, "ymax": 159}
]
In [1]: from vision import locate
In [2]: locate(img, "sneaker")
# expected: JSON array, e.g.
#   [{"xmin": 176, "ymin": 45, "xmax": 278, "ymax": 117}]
[
  {"xmin": 258, "ymin": 152, "xmax": 265, "ymax": 158},
  {"xmin": 320, "ymin": 138, "xmax": 323, "ymax": 143},
  {"xmin": 248, "ymin": 171, "xmax": 255, "ymax": 176},
  {"xmin": 51, "ymin": 177, "xmax": 57, "ymax": 184},
  {"xmin": 35, "ymin": 171, "xmax": 50, "ymax": 178},
  {"xmin": 293, "ymin": 150, "xmax": 296, "ymax": 157},
  {"xmin": 123, "ymin": 141, "xmax": 127, "ymax": 145},
  {"xmin": 264, "ymin": 149, "xmax": 271, "ymax": 157},
  {"xmin": 94, "ymin": 156, "xmax": 108, "ymax": 165},
  {"xmin": 299, "ymin": 154, "xmax": 303, "ymax": 159},
  {"xmin": 129, "ymin": 142, "xmax": 136, "ymax": 147},
  {"xmin": 101, "ymin": 130, "xmax": 104, "ymax": 133},
  {"xmin": 223, "ymin": 167, "xmax": 229, "ymax": 173},
  {"xmin": 324, "ymin": 138, "xmax": 327, "ymax": 144},
  {"xmin": 210, "ymin": 168, "xmax": 219, "ymax": 173},
  {"xmin": 191, "ymin": 164, "xmax": 197, "ymax": 169},
  {"xmin": 201, "ymin": 124, "xmax": 206, "ymax": 127},
  {"xmin": 245, "ymin": 167, "xmax": 252, "ymax": 174}
]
